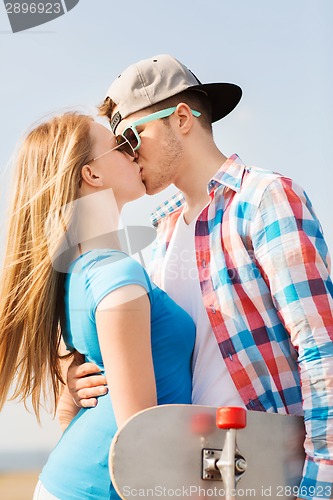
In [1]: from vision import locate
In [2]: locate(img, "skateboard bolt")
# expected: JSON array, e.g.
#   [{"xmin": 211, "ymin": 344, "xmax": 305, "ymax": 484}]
[{"xmin": 235, "ymin": 458, "xmax": 247, "ymax": 473}]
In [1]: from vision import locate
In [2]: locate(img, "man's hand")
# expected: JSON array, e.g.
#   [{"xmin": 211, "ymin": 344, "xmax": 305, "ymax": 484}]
[{"xmin": 67, "ymin": 351, "xmax": 108, "ymax": 408}]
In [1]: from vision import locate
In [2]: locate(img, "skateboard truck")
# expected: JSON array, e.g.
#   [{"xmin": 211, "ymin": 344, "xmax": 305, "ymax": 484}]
[{"xmin": 202, "ymin": 407, "xmax": 247, "ymax": 500}]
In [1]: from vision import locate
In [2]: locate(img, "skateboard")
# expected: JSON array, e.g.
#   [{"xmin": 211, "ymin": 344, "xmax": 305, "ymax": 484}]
[{"xmin": 109, "ymin": 405, "xmax": 305, "ymax": 499}]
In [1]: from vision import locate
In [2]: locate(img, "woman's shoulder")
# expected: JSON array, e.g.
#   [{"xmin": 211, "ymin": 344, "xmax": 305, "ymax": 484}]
[
  {"xmin": 69, "ymin": 249, "xmax": 137, "ymax": 271},
  {"xmin": 69, "ymin": 249, "xmax": 152, "ymax": 291}
]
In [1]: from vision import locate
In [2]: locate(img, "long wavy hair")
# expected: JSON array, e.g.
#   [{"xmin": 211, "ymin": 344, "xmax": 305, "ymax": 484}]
[{"xmin": 0, "ymin": 112, "xmax": 93, "ymax": 419}]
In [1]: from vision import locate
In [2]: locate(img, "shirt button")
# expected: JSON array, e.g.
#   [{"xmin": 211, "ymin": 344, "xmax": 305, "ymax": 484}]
[{"xmin": 202, "ymin": 259, "xmax": 206, "ymax": 268}]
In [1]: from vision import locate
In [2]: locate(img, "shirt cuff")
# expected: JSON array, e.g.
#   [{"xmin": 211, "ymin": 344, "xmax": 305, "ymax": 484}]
[{"xmin": 297, "ymin": 456, "xmax": 333, "ymax": 499}]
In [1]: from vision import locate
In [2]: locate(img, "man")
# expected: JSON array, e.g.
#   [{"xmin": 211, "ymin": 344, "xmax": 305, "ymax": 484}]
[{"xmin": 67, "ymin": 55, "xmax": 333, "ymax": 499}]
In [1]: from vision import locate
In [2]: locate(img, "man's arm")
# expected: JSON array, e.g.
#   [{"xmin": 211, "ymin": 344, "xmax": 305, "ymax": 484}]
[
  {"xmin": 67, "ymin": 351, "xmax": 108, "ymax": 408},
  {"xmin": 57, "ymin": 342, "xmax": 80, "ymax": 431},
  {"xmin": 252, "ymin": 176, "xmax": 333, "ymax": 500}
]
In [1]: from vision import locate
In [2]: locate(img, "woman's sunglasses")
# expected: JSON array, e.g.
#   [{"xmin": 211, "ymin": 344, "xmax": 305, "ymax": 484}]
[
  {"xmin": 120, "ymin": 106, "xmax": 201, "ymax": 152},
  {"xmin": 87, "ymin": 135, "xmax": 136, "ymax": 164}
]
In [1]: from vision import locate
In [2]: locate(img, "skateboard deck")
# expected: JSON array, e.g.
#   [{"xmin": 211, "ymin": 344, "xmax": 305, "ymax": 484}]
[{"xmin": 110, "ymin": 405, "xmax": 305, "ymax": 499}]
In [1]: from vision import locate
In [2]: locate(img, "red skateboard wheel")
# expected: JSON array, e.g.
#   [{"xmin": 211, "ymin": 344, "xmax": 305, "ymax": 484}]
[{"xmin": 216, "ymin": 407, "xmax": 247, "ymax": 429}]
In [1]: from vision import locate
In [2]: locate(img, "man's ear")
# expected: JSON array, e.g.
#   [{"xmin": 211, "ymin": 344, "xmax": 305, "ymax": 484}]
[
  {"xmin": 80, "ymin": 164, "xmax": 104, "ymax": 188},
  {"xmin": 174, "ymin": 103, "xmax": 196, "ymax": 135}
]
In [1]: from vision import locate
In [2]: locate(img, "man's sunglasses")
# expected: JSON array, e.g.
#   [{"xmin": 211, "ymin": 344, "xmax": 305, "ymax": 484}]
[
  {"xmin": 87, "ymin": 135, "xmax": 136, "ymax": 164},
  {"xmin": 120, "ymin": 106, "xmax": 201, "ymax": 152}
]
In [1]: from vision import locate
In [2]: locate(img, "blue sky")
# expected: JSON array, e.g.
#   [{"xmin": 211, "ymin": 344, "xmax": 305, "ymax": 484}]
[{"xmin": 0, "ymin": 0, "xmax": 332, "ymax": 464}]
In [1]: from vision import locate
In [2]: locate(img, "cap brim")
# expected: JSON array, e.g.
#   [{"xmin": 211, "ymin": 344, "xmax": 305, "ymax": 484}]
[{"xmin": 190, "ymin": 83, "xmax": 242, "ymax": 122}]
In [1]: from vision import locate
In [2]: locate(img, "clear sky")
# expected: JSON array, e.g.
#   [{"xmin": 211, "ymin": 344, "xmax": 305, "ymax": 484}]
[{"xmin": 0, "ymin": 0, "xmax": 332, "ymax": 467}]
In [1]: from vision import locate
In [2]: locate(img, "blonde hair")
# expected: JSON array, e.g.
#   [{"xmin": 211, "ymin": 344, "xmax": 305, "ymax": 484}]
[{"xmin": 0, "ymin": 112, "xmax": 93, "ymax": 419}]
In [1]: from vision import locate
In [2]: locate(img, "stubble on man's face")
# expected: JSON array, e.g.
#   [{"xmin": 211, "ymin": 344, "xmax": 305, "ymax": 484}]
[{"xmin": 141, "ymin": 122, "xmax": 183, "ymax": 196}]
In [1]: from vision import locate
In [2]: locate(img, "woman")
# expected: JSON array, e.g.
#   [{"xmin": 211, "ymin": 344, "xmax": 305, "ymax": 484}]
[{"xmin": 0, "ymin": 113, "xmax": 195, "ymax": 499}]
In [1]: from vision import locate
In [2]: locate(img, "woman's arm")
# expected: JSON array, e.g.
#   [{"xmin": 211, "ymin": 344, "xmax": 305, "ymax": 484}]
[{"xmin": 96, "ymin": 284, "xmax": 157, "ymax": 428}]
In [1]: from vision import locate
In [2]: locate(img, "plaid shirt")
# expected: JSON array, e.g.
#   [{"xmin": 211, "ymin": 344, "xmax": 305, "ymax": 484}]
[{"xmin": 148, "ymin": 154, "xmax": 333, "ymax": 499}]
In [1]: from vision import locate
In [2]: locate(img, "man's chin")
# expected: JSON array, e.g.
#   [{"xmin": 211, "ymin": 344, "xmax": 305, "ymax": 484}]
[
  {"xmin": 145, "ymin": 184, "xmax": 165, "ymax": 196},
  {"xmin": 142, "ymin": 177, "xmax": 171, "ymax": 196}
]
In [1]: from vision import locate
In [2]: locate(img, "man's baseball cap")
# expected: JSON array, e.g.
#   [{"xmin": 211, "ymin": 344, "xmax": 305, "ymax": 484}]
[{"xmin": 105, "ymin": 54, "xmax": 242, "ymax": 133}]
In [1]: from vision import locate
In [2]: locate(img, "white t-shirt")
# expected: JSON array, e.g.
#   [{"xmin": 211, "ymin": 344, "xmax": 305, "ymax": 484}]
[{"xmin": 161, "ymin": 211, "xmax": 245, "ymax": 408}]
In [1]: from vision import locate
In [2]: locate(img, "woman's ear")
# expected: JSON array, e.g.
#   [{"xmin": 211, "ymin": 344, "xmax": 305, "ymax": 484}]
[{"xmin": 80, "ymin": 164, "xmax": 104, "ymax": 188}]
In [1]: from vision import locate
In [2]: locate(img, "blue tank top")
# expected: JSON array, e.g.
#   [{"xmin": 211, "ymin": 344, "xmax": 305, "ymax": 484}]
[{"xmin": 40, "ymin": 250, "xmax": 195, "ymax": 499}]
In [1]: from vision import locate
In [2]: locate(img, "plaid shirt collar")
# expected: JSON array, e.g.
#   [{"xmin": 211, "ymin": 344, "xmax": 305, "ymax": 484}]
[{"xmin": 150, "ymin": 154, "xmax": 245, "ymax": 227}]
